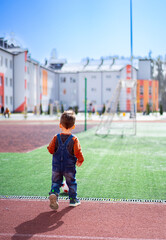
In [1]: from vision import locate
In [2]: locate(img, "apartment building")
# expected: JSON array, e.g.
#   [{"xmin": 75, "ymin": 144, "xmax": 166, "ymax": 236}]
[
  {"xmin": 137, "ymin": 59, "xmax": 159, "ymax": 112},
  {"xmin": 59, "ymin": 59, "xmax": 137, "ymax": 112},
  {"xmin": 0, "ymin": 38, "xmax": 59, "ymax": 113},
  {"xmin": 0, "ymin": 37, "xmax": 159, "ymax": 114},
  {"xmin": 0, "ymin": 45, "xmax": 14, "ymax": 112},
  {"xmin": 40, "ymin": 66, "xmax": 59, "ymax": 112}
]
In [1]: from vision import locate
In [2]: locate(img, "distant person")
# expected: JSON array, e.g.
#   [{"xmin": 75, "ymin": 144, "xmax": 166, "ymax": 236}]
[
  {"xmin": 1, "ymin": 106, "xmax": 4, "ymax": 114},
  {"xmin": 4, "ymin": 107, "xmax": 10, "ymax": 118},
  {"xmin": 47, "ymin": 110, "xmax": 84, "ymax": 210},
  {"xmin": 102, "ymin": 104, "xmax": 106, "ymax": 114}
]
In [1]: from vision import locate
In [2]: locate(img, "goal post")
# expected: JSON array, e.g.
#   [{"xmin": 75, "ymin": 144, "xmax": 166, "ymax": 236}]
[{"xmin": 95, "ymin": 79, "xmax": 137, "ymax": 136}]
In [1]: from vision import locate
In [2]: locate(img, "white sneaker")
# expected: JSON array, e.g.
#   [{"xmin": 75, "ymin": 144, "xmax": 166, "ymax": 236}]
[{"xmin": 49, "ymin": 194, "xmax": 59, "ymax": 210}]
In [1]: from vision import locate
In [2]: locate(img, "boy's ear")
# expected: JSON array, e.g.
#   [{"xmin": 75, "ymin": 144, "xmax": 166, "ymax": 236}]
[
  {"xmin": 59, "ymin": 123, "xmax": 63, "ymax": 128},
  {"xmin": 72, "ymin": 125, "xmax": 75, "ymax": 129}
]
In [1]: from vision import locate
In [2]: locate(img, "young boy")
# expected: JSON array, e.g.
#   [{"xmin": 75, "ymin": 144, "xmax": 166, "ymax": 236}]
[{"xmin": 47, "ymin": 110, "xmax": 84, "ymax": 210}]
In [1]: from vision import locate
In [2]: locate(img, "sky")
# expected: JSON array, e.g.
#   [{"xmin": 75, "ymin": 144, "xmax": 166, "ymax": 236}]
[{"xmin": 1, "ymin": 0, "xmax": 166, "ymax": 64}]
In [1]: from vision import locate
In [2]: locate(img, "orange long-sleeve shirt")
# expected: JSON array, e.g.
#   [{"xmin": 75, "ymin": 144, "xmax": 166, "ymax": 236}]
[{"xmin": 47, "ymin": 133, "xmax": 84, "ymax": 164}]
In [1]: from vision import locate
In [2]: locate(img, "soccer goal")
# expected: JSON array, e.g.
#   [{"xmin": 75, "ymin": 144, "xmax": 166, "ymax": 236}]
[{"xmin": 95, "ymin": 79, "xmax": 137, "ymax": 136}]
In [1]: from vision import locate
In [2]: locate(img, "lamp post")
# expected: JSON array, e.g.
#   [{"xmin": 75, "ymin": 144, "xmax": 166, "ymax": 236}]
[
  {"xmin": 130, "ymin": 0, "xmax": 136, "ymax": 135},
  {"xmin": 130, "ymin": 0, "xmax": 133, "ymax": 70},
  {"xmin": 84, "ymin": 77, "xmax": 87, "ymax": 131}
]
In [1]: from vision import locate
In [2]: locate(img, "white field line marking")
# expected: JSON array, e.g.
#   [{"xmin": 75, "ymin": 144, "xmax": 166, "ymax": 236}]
[{"xmin": 0, "ymin": 233, "xmax": 165, "ymax": 240}]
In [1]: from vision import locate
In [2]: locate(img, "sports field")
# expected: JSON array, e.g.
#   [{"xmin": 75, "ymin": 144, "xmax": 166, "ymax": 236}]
[{"xmin": 0, "ymin": 121, "xmax": 166, "ymax": 201}]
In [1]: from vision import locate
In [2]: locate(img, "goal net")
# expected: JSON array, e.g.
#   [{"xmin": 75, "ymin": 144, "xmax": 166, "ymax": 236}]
[{"xmin": 95, "ymin": 79, "xmax": 137, "ymax": 136}]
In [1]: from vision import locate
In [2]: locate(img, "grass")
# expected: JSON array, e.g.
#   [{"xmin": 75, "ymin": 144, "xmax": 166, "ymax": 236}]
[{"xmin": 0, "ymin": 122, "xmax": 166, "ymax": 200}]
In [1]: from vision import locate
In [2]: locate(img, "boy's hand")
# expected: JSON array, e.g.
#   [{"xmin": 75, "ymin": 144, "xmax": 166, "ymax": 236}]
[{"xmin": 76, "ymin": 161, "xmax": 83, "ymax": 167}]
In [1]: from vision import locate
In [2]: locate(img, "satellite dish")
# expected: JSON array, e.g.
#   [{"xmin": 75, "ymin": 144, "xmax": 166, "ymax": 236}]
[
  {"xmin": 5, "ymin": 32, "xmax": 22, "ymax": 48},
  {"xmin": 51, "ymin": 48, "xmax": 58, "ymax": 59}
]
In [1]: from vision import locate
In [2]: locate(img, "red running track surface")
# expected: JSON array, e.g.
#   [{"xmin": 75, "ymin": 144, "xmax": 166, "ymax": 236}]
[
  {"xmin": 0, "ymin": 122, "xmax": 95, "ymax": 153},
  {"xmin": 0, "ymin": 199, "xmax": 166, "ymax": 240}
]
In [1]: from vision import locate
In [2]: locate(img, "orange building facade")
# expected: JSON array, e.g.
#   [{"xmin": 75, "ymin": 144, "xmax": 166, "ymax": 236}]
[
  {"xmin": 42, "ymin": 70, "xmax": 48, "ymax": 96},
  {"xmin": 137, "ymin": 79, "xmax": 159, "ymax": 112}
]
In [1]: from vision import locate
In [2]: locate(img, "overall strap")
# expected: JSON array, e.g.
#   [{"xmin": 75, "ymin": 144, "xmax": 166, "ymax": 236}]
[
  {"xmin": 57, "ymin": 134, "xmax": 74, "ymax": 146},
  {"xmin": 63, "ymin": 134, "xmax": 74, "ymax": 147},
  {"xmin": 57, "ymin": 134, "xmax": 63, "ymax": 145}
]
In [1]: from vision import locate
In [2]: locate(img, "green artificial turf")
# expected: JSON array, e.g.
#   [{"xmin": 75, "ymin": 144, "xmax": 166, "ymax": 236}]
[{"xmin": 0, "ymin": 122, "xmax": 166, "ymax": 200}]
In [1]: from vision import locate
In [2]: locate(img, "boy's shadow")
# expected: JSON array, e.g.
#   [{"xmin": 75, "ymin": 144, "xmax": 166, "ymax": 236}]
[{"xmin": 12, "ymin": 206, "xmax": 73, "ymax": 240}]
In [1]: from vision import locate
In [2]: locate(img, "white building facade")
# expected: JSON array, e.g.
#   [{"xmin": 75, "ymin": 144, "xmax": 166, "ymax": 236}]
[
  {"xmin": 0, "ymin": 37, "xmax": 139, "ymax": 114},
  {"xmin": 0, "ymin": 47, "xmax": 14, "ymax": 112},
  {"xmin": 0, "ymin": 38, "xmax": 59, "ymax": 113},
  {"xmin": 58, "ymin": 60, "xmax": 137, "ymax": 112}
]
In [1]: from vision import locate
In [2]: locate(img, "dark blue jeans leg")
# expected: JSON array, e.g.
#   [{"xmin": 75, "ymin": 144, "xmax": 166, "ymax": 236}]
[
  {"xmin": 64, "ymin": 171, "xmax": 77, "ymax": 199},
  {"xmin": 50, "ymin": 171, "xmax": 63, "ymax": 196}
]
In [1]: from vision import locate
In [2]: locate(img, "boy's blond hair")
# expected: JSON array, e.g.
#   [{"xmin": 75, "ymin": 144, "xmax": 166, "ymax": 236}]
[{"xmin": 60, "ymin": 110, "xmax": 76, "ymax": 129}]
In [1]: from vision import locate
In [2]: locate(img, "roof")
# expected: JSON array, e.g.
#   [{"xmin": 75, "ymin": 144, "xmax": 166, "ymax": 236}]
[
  {"xmin": 60, "ymin": 62, "xmax": 85, "ymax": 73},
  {"xmin": 0, "ymin": 46, "xmax": 27, "ymax": 55},
  {"xmin": 7, "ymin": 48, "xmax": 27, "ymax": 55},
  {"xmin": 27, "ymin": 57, "xmax": 40, "ymax": 65},
  {"xmin": 60, "ymin": 59, "xmax": 133, "ymax": 73},
  {"xmin": 0, "ymin": 46, "xmax": 13, "ymax": 55}
]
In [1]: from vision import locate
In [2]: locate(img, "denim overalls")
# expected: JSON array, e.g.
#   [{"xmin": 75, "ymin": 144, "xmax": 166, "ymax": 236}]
[{"xmin": 50, "ymin": 134, "xmax": 77, "ymax": 199}]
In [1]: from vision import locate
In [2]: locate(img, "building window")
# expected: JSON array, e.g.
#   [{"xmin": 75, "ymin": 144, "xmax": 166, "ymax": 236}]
[
  {"xmin": 91, "ymin": 75, "xmax": 96, "ymax": 79},
  {"xmin": 106, "ymin": 88, "xmax": 111, "ymax": 91},
  {"xmin": 73, "ymin": 89, "xmax": 77, "ymax": 94},
  {"xmin": 91, "ymin": 88, "xmax": 96, "ymax": 91},
  {"xmin": 117, "ymin": 75, "xmax": 120, "ymax": 78},
  {"xmin": 0, "ymin": 96, "xmax": 2, "ymax": 105},
  {"xmin": 10, "ymin": 96, "xmax": 13, "ymax": 105},
  {"xmin": 149, "ymin": 98, "xmax": 152, "ymax": 107},
  {"xmin": 70, "ymin": 78, "xmax": 76, "ymax": 83},
  {"xmin": 61, "ymin": 77, "xmax": 66, "ymax": 83},
  {"xmin": 6, "ymin": 96, "xmax": 8, "ymax": 105},
  {"xmin": 10, "ymin": 78, "xmax": 13, "ymax": 87},
  {"xmin": 149, "ymin": 86, "xmax": 152, "ymax": 95},
  {"xmin": 5, "ymin": 77, "xmax": 8, "ymax": 86},
  {"xmin": 106, "ymin": 75, "xmax": 111, "ymax": 78},
  {"xmin": 5, "ymin": 58, "xmax": 8, "ymax": 68},
  {"xmin": 140, "ymin": 98, "xmax": 143, "ymax": 108},
  {"xmin": 140, "ymin": 85, "xmax": 143, "ymax": 95},
  {"xmin": 10, "ymin": 60, "xmax": 13, "ymax": 69},
  {"xmin": 0, "ymin": 56, "xmax": 3, "ymax": 66}
]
